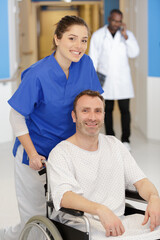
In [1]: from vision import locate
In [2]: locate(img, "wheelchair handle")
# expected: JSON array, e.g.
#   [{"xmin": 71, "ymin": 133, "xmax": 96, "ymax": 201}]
[{"xmin": 38, "ymin": 159, "xmax": 47, "ymax": 175}]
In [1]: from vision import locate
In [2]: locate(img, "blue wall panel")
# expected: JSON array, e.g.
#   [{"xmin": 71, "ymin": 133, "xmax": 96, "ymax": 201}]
[
  {"xmin": 0, "ymin": 0, "xmax": 10, "ymax": 79},
  {"xmin": 148, "ymin": 0, "xmax": 160, "ymax": 77},
  {"xmin": 104, "ymin": 0, "xmax": 119, "ymax": 24}
]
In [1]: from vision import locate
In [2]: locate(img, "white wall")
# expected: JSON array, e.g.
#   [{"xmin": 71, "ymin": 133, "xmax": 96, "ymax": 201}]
[
  {"xmin": 0, "ymin": 0, "xmax": 20, "ymax": 144},
  {"xmin": 8, "ymin": 0, "xmax": 20, "ymax": 79},
  {"xmin": 120, "ymin": 1, "xmax": 155, "ymax": 140},
  {"xmin": 147, "ymin": 77, "xmax": 160, "ymax": 140},
  {"xmin": 120, "ymin": 0, "xmax": 160, "ymax": 141},
  {"xmin": 0, "ymin": 82, "xmax": 13, "ymax": 143},
  {"xmin": 133, "ymin": 0, "xmax": 148, "ymax": 136}
]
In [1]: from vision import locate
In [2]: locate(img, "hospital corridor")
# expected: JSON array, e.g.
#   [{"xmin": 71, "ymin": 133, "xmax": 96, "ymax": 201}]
[{"xmin": 0, "ymin": 0, "xmax": 160, "ymax": 239}]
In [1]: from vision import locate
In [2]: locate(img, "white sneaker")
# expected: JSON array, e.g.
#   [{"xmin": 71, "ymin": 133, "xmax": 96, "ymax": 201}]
[
  {"xmin": 123, "ymin": 142, "xmax": 131, "ymax": 152},
  {"xmin": 0, "ymin": 228, "xmax": 5, "ymax": 240}
]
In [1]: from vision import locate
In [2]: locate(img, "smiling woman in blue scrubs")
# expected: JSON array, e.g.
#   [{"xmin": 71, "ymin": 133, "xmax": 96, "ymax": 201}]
[{"xmin": 0, "ymin": 16, "xmax": 103, "ymax": 239}]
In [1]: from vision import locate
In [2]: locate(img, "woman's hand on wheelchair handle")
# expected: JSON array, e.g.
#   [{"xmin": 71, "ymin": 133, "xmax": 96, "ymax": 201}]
[{"xmin": 29, "ymin": 153, "xmax": 46, "ymax": 170}]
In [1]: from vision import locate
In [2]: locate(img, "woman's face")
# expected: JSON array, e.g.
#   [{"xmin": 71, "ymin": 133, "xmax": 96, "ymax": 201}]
[{"xmin": 55, "ymin": 24, "xmax": 88, "ymax": 65}]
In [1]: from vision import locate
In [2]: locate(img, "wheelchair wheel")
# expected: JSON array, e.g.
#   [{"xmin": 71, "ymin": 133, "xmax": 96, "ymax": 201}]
[{"xmin": 19, "ymin": 215, "xmax": 63, "ymax": 240}]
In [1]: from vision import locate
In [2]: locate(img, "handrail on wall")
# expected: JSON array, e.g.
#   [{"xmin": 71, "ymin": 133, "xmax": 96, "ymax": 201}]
[{"xmin": 0, "ymin": 67, "xmax": 21, "ymax": 84}]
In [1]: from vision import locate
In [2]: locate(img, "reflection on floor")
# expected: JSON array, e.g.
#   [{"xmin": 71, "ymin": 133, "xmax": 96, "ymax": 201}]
[{"xmin": 0, "ymin": 127, "xmax": 160, "ymax": 227}]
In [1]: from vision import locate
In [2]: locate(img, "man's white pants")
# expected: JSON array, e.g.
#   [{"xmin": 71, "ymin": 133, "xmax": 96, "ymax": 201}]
[{"xmin": 4, "ymin": 145, "xmax": 46, "ymax": 240}]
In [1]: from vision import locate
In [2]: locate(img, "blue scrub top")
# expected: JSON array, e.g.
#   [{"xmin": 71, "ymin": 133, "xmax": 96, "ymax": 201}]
[{"xmin": 8, "ymin": 53, "xmax": 103, "ymax": 165}]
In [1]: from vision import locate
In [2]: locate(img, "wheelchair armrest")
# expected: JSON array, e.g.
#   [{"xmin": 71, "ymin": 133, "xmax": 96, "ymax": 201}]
[
  {"xmin": 47, "ymin": 200, "xmax": 84, "ymax": 216},
  {"xmin": 60, "ymin": 208, "xmax": 84, "ymax": 217},
  {"xmin": 125, "ymin": 189, "xmax": 146, "ymax": 203},
  {"xmin": 125, "ymin": 202, "xmax": 145, "ymax": 215}
]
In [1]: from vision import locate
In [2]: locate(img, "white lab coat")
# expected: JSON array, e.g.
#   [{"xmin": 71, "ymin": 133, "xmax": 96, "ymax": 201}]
[{"xmin": 89, "ymin": 25, "xmax": 140, "ymax": 100}]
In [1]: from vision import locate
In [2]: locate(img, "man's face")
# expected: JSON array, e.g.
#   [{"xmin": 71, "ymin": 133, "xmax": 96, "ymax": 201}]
[
  {"xmin": 72, "ymin": 95, "xmax": 105, "ymax": 137},
  {"xmin": 108, "ymin": 13, "xmax": 122, "ymax": 33}
]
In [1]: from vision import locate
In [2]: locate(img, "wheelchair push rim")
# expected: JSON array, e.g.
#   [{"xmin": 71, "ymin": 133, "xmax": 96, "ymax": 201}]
[{"xmin": 19, "ymin": 215, "xmax": 63, "ymax": 240}]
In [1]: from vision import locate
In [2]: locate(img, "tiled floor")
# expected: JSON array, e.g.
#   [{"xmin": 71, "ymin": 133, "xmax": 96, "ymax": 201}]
[{"xmin": 0, "ymin": 125, "xmax": 160, "ymax": 228}]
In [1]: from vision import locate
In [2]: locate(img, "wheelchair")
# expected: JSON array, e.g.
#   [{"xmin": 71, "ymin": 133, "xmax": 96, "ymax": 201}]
[{"xmin": 19, "ymin": 162, "xmax": 155, "ymax": 240}]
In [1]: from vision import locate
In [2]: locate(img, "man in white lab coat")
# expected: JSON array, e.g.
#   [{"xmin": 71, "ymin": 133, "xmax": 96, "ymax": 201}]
[{"xmin": 89, "ymin": 9, "xmax": 139, "ymax": 151}]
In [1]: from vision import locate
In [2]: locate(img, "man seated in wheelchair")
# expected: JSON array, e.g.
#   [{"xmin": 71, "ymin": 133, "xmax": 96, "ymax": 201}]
[{"xmin": 48, "ymin": 90, "xmax": 160, "ymax": 239}]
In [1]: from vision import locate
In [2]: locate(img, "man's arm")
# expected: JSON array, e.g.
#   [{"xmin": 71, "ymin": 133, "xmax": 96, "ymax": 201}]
[
  {"xmin": 120, "ymin": 23, "xmax": 140, "ymax": 58},
  {"xmin": 134, "ymin": 178, "xmax": 160, "ymax": 231},
  {"xmin": 61, "ymin": 191, "xmax": 125, "ymax": 237}
]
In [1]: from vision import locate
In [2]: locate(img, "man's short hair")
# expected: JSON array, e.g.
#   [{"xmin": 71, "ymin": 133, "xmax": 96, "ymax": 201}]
[
  {"xmin": 110, "ymin": 9, "xmax": 123, "ymax": 17},
  {"xmin": 73, "ymin": 90, "xmax": 105, "ymax": 112}
]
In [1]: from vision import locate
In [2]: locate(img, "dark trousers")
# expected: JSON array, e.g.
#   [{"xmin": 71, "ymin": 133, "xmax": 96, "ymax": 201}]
[{"xmin": 104, "ymin": 99, "xmax": 131, "ymax": 143}]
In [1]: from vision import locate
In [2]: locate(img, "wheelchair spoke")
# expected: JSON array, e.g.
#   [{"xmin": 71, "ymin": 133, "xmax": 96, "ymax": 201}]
[{"xmin": 19, "ymin": 216, "xmax": 63, "ymax": 240}]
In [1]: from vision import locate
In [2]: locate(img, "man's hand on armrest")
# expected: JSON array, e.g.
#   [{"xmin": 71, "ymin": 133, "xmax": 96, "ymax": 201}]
[
  {"xmin": 134, "ymin": 178, "xmax": 160, "ymax": 231},
  {"xmin": 142, "ymin": 195, "xmax": 160, "ymax": 231},
  {"xmin": 61, "ymin": 191, "xmax": 125, "ymax": 237}
]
